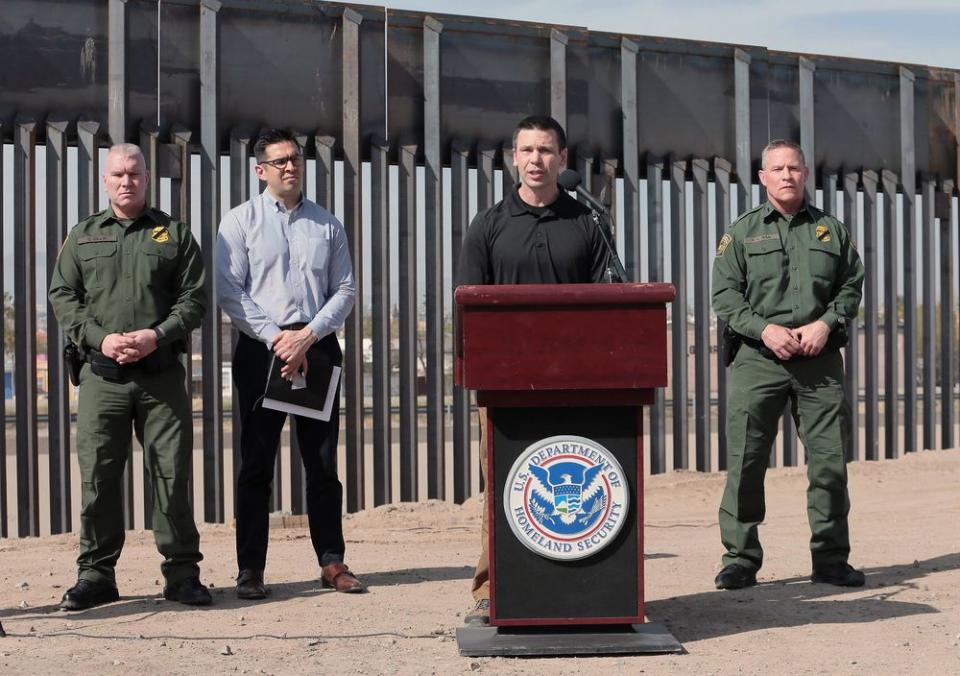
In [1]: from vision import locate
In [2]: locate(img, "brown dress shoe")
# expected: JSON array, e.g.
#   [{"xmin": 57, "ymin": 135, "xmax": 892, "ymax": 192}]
[{"xmin": 321, "ymin": 562, "xmax": 366, "ymax": 593}]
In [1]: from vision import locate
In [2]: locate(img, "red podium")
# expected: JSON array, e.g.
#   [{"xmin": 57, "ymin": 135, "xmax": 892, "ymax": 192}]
[{"xmin": 454, "ymin": 283, "xmax": 681, "ymax": 656}]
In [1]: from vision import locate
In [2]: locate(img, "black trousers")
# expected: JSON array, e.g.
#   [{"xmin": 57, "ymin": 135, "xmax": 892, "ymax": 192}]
[{"xmin": 233, "ymin": 331, "xmax": 344, "ymax": 572}]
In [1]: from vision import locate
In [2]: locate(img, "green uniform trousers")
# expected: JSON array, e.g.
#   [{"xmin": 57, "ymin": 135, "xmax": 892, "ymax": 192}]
[
  {"xmin": 720, "ymin": 344, "xmax": 851, "ymax": 572},
  {"xmin": 76, "ymin": 361, "xmax": 202, "ymax": 586}
]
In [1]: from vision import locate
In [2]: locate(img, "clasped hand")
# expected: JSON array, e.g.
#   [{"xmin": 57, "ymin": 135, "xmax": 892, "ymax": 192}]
[
  {"xmin": 761, "ymin": 320, "xmax": 830, "ymax": 360},
  {"xmin": 272, "ymin": 327, "xmax": 318, "ymax": 381},
  {"xmin": 100, "ymin": 329, "xmax": 158, "ymax": 365}
]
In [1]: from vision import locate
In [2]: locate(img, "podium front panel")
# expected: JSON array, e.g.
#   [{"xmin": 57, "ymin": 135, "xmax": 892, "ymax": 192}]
[
  {"xmin": 490, "ymin": 406, "xmax": 642, "ymax": 624},
  {"xmin": 460, "ymin": 305, "xmax": 667, "ymax": 391}
]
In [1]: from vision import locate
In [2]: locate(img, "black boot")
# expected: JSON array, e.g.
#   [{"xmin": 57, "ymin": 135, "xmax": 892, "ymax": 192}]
[
  {"xmin": 714, "ymin": 564, "xmax": 757, "ymax": 590},
  {"xmin": 811, "ymin": 562, "xmax": 865, "ymax": 587},
  {"xmin": 163, "ymin": 576, "xmax": 213, "ymax": 605},
  {"xmin": 60, "ymin": 579, "xmax": 120, "ymax": 611}
]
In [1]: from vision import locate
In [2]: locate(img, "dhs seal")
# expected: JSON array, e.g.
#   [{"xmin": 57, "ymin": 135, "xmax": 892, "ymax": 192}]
[{"xmin": 503, "ymin": 435, "xmax": 629, "ymax": 561}]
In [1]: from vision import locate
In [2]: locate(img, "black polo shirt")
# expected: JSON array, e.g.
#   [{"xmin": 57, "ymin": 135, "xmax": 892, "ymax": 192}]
[{"xmin": 456, "ymin": 187, "xmax": 609, "ymax": 285}]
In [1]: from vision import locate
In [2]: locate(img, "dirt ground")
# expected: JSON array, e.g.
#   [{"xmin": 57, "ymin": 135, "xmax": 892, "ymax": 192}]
[{"xmin": 1, "ymin": 450, "xmax": 957, "ymax": 675}]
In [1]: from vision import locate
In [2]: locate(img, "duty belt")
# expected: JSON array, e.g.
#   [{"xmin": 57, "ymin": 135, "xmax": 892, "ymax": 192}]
[
  {"xmin": 740, "ymin": 332, "xmax": 846, "ymax": 363},
  {"xmin": 722, "ymin": 324, "xmax": 849, "ymax": 365},
  {"xmin": 87, "ymin": 345, "xmax": 178, "ymax": 379}
]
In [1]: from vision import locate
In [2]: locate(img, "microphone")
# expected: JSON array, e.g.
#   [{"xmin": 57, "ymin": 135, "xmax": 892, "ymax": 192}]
[
  {"xmin": 557, "ymin": 169, "xmax": 629, "ymax": 282},
  {"xmin": 558, "ymin": 169, "xmax": 609, "ymax": 215}
]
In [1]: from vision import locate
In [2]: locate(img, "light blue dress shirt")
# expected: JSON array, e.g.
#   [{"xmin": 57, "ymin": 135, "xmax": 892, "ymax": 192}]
[{"xmin": 215, "ymin": 190, "xmax": 355, "ymax": 344}]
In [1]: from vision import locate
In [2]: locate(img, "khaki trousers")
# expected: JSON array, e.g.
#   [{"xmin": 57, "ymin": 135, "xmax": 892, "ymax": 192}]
[{"xmin": 471, "ymin": 407, "xmax": 490, "ymax": 601}]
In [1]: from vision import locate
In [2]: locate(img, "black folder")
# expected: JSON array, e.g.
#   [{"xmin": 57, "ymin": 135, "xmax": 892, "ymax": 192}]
[{"xmin": 261, "ymin": 346, "xmax": 342, "ymax": 422}]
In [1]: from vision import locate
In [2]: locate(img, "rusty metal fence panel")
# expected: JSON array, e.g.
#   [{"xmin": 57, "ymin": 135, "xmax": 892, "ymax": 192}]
[{"xmin": 0, "ymin": 0, "xmax": 958, "ymax": 537}]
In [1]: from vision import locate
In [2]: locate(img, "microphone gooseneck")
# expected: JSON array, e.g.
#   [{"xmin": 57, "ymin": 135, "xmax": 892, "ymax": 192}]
[{"xmin": 557, "ymin": 169, "xmax": 629, "ymax": 282}]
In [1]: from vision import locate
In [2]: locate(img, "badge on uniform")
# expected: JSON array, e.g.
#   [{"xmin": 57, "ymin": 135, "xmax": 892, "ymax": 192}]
[
  {"xmin": 716, "ymin": 233, "xmax": 733, "ymax": 257},
  {"xmin": 815, "ymin": 224, "xmax": 831, "ymax": 242},
  {"xmin": 151, "ymin": 225, "xmax": 170, "ymax": 243}
]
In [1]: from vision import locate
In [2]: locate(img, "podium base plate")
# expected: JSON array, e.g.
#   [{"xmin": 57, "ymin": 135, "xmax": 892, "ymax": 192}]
[{"xmin": 455, "ymin": 622, "xmax": 682, "ymax": 657}]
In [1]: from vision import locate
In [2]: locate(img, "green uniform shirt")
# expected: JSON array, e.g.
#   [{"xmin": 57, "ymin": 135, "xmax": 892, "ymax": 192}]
[
  {"xmin": 49, "ymin": 207, "xmax": 207, "ymax": 351},
  {"xmin": 712, "ymin": 201, "xmax": 864, "ymax": 340}
]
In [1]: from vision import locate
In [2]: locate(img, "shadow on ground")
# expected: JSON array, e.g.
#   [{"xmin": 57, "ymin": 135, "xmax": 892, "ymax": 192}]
[
  {"xmin": 646, "ymin": 553, "xmax": 959, "ymax": 643},
  {"xmin": 0, "ymin": 565, "xmax": 473, "ymax": 624}
]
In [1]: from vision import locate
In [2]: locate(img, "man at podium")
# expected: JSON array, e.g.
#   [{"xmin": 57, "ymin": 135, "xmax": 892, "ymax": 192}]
[{"xmin": 457, "ymin": 115, "xmax": 610, "ymax": 626}]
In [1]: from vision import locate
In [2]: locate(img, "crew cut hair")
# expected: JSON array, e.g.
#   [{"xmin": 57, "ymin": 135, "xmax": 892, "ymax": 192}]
[
  {"xmin": 761, "ymin": 139, "xmax": 805, "ymax": 169},
  {"xmin": 254, "ymin": 128, "xmax": 301, "ymax": 162},
  {"xmin": 106, "ymin": 143, "xmax": 146, "ymax": 167},
  {"xmin": 512, "ymin": 115, "xmax": 567, "ymax": 151}
]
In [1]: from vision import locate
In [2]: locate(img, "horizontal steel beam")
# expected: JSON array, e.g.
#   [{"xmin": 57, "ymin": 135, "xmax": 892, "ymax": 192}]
[{"xmin": 0, "ymin": 0, "xmax": 955, "ymax": 183}]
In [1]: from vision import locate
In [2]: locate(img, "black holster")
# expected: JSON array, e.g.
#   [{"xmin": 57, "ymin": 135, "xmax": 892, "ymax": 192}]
[
  {"xmin": 63, "ymin": 341, "xmax": 86, "ymax": 386},
  {"xmin": 721, "ymin": 325, "xmax": 742, "ymax": 367},
  {"xmin": 830, "ymin": 324, "xmax": 850, "ymax": 349}
]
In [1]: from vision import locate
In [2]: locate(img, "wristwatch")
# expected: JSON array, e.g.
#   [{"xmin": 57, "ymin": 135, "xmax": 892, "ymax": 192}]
[{"xmin": 153, "ymin": 325, "xmax": 166, "ymax": 343}]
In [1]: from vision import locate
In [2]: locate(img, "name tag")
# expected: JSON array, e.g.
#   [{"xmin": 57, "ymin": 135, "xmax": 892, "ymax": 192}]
[
  {"xmin": 743, "ymin": 234, "xmax": 779, "ymax": 245},
  {"xmin": 78, "ymin": 234, "xmax": 118, "ymax": 244}
]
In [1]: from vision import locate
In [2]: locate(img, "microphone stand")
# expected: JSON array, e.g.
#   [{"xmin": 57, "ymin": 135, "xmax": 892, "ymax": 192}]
[
  {"xmin": 559, "ymin": 169, "xmax": 629, "ymax": 282},
  {"xmin": 588, "ymin": 207, "xmax": 629, "ymax": 283}
]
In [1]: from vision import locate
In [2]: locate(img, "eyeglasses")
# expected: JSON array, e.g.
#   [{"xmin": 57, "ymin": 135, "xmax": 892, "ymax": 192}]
[{"xmin": 259, "ymin": 154, "xmax": 303, "ymax": 169}]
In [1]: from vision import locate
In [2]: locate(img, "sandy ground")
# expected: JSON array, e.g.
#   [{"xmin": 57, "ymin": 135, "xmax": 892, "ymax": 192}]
[{"xmin": 0, "ymin": 450, "xmax": 957, "ymax": 675}]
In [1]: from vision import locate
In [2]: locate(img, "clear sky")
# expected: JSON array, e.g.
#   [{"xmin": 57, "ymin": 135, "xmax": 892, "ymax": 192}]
[{"xmin": 350, "ymin": 0, "xmax": 960, "ymax": 70}]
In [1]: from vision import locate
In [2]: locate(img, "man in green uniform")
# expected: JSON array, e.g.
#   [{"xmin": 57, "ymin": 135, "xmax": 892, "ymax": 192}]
[
  {"xmin": 712, "ymin": 139, "xmax": 865, "ymax": 590},
  {"xmin": 49, "ymin": 143, "xmax": 212, "ymax": 609}
]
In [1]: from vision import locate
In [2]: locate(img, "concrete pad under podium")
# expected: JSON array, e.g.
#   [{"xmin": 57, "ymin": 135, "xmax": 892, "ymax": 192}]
[{"xmin": 456, "ymin": 622, "xmax": 682, "ymax": 657}]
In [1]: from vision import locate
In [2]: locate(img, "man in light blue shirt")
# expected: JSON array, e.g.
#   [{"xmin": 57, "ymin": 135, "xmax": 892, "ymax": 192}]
[{"xmin": 216, "ymin": 128, "xmax": 364, "ymax": 598}]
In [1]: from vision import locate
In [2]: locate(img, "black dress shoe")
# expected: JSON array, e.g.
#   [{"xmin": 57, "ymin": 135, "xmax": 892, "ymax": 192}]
[
  {"xmin": 811, "ymin": 562, "xmax": 865, "ymax": 587},
  {"xmin": 714, "ymin": 563, "xmax": 758, "ymax": 590},
  {"xmin": 163, "ymin": 576, "xmax": 213, "ymax": 605},
  {"xmin": 236, "ymin": 569, "xmax": 267, "ymax": 600},
  {"xmin": 60, "ymin": 579, "xmax": 120, "ymax": 611}
]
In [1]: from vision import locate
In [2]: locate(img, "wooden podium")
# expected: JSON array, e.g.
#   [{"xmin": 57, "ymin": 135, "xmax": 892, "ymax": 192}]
[{"xmin": 454, "ymin": 283, "xmax": 682, "ymax": 656}]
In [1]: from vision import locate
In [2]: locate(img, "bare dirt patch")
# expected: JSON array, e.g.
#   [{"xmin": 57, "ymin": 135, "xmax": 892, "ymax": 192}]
[{"xmin": 2, "ymin": 450, "xmax": 958, "ymax": 675}]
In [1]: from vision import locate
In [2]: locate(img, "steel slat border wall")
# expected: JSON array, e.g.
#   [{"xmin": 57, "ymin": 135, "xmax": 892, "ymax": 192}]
[
  {"xmin": 371, "ymin": 137, "xmax": 392, "ymax": 506},
  {"xmin": 422, "ymin": 15, "xmax": 445, "ymax": 501},
  {"xmin": 45, "ymin": 120, "xmax": 71, "ymax": 535},
  {"xmin": 0, "ymin": 0, "xmax": 958, "ymax": 537},
  {"xmin": 450, "ymin": 141, "xmax": 471, "ymax": 504},
  {"xmin": 397, "ymin": 143, "xmax": 419, "ymax": 502},
  {"xmin": 14, "ymin": 121, "xmax": 39, "ymax": 538}
]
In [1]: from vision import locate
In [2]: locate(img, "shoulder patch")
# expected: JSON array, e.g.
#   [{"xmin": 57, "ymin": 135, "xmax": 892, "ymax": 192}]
[
  {"xmin": 77, "ymin": 234, "xmax": 118, "ymax": 244},
  {"xmin": 716, "ymin": 233, "xmax": 733, "ymax": 257}
]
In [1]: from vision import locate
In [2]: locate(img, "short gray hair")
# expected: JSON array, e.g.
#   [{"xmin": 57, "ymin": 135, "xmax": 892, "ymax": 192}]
[
  {"xmin": 761, "ymin": 139, "xmax": 805, "ymax": 169},
  {"xmin": 106, "ymin": 142, "xmax": 146, "ymax": 167}
]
